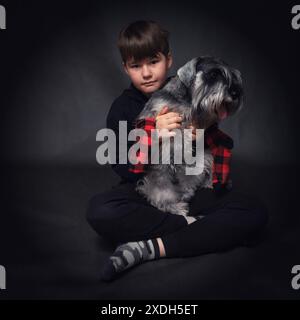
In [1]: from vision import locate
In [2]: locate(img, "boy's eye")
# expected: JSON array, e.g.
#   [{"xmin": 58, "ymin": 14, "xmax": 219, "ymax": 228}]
[{"xmin": 151, "ymin": 60, "xmax": 159, "ymax": 64}]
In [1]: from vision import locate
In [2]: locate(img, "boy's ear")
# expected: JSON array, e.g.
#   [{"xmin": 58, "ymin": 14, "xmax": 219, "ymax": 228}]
[
  {"xmin": 167, "ymin": 52, "xmax": 173, "ymax": 69},
  {"xmin": 122, "ymin": 61, "xmax": 129, "ymax": 75}
]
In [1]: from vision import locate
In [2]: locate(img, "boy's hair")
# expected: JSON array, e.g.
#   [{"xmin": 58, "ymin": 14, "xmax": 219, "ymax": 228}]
[{"xmin": 117, "ymin": 20, "xmax": 170, "ymax": 63}]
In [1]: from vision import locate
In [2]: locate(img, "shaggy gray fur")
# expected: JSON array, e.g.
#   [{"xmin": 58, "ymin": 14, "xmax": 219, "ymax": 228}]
[{"xmin": 135, "ymin": 56, "xmax": 243, "ymax": 216}]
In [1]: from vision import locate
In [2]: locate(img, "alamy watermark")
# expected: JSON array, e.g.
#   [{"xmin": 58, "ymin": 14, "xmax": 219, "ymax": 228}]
[
  {"xmin": 291, "ymin": 265, "xmax": 300, "ymax": 290},
  {"xmin": 96, "ymin": 122, "xmax": 205, "ymax": 175},
  {"xmin": 291, "ymin": 5, "xmax": 300, "ymax": 30},
  {"xmin": 0, "ymin": 265, "xmax": 6, "ymax": 290},
  {"xmin": 0, "ymin": 5, "xmax": 6, "ymax": 30}
]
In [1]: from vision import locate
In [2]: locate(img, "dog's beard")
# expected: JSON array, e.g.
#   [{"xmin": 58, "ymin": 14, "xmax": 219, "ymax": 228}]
[
  {"xmin": 191, "ymin": 77, "xmax": 243, "ymax": 128},
  {"xmin": 192, "ymin": 81, "xmax": 228, "ymax": 128},
  {"xmin": 201, "ymin": 83, "xmax": 227, "ymax": 115}
]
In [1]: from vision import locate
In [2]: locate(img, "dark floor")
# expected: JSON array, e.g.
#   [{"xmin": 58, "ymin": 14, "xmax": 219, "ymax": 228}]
[{"xmin": 0, "ymin": 158, "xmax": 299, "ymax": 300}]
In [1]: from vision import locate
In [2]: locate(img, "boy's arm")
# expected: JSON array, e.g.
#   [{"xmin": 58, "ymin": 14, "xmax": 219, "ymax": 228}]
[
  {"xmin": 128, "ymin": 117, "xmax": 157, "ymax": 175},
  {"xmin": 106, "ymin": 102, "xmax": 183, "ymax": 181},
  {"xmin": 106, "ymin": 101, "xmax": 145, "ymax": 183},
  {"xmin": 128, "ymin": 107, "xmax": 182, "ymax": 174}
]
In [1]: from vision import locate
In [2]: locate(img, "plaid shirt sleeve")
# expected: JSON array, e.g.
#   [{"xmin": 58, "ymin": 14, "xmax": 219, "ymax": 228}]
[
  {"xmin": 128, "ymin": 119, "xmax": 233, "ymax": 192},
  {"xmin": 204, "ymin": 123, "xmax": 234, "ymax": 191},
  {"xmin": 128, "ymin": 117, "xmax": 156, "ymax": 174}
]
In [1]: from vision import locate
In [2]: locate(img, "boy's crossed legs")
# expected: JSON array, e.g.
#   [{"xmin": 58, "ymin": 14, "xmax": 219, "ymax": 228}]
[{"xmin": 86, "ymin": 183, "xmax": 268, "ymax": 281}]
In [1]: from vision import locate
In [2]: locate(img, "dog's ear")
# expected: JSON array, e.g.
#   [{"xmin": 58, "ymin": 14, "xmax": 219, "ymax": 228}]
[
  {"xmin": 177, "ymin": 57, "xmax": 200, "ymax": 87},
  {"xmin": 232, "ymin": 68, "xmax": 243, "ymax": 85}
]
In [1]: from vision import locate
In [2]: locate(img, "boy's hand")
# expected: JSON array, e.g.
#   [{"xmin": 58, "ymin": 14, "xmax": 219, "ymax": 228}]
[{"xmin": 155, "ymin": 106, "xmax": 183, "ymax": 138}]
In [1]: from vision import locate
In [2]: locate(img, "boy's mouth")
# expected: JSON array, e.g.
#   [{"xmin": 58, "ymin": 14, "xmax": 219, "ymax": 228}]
[{"xmin": 142, "ymin": 81, "xmax": 157, "ymax": 86}]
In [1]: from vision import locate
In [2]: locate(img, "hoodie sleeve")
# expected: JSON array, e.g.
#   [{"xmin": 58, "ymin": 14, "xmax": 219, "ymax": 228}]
[{"xmin": 106, "ymin": 98, "xmax": 145, "ymax": 183}]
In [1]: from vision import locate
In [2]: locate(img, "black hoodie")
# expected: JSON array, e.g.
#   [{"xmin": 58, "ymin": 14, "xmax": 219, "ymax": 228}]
[
  {"xmin": 106, "ymin": 77, "xmax": 174, "ymax": 183},
  {"xmin": 106, "ymin": 83, "xmax": 150, "ymax": 183}
]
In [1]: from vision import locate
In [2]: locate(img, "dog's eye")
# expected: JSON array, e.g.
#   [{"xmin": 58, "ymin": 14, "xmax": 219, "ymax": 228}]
[
  {"xmin": 229, "ymin": 86, "xmax": 239, "ymax": 99},
  {"xmin": 229, "ymin": 88, "xmax": 236, "ymax": 96},
  {"xmin": 204, "ymin": 70, "xmax": 219, "ymax": 82},
  {"xmin": 209, "ymin": 71, "xmax": 217, "ymax": 78}
]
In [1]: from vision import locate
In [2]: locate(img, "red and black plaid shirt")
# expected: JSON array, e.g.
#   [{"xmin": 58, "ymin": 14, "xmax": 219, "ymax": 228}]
[{"xmin": 128, "ymin": 118, "xmax": 233, "ymax": 191}]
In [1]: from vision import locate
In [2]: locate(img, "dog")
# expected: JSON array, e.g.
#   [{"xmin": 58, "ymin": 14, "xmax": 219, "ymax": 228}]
[{"xmin": 134, "ymin": 56, "xmax": 244, "ymax": 217}]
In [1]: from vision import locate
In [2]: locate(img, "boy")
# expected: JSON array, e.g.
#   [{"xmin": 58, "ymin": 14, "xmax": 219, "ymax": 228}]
[{"xmin": 86, "ymin": 20, "xmax": 268, "ymax": 281}]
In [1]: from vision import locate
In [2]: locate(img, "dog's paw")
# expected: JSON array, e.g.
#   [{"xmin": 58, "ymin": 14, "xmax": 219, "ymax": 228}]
[
  {"xmin": 175, "ymin": 202, "xmax": 189, "ymax": 216},
  {"xmin": 181, "ymin": 189, "xmax": 195, "ymax": 202},
  {"xmin": 165, "ymin": 201, "xmax": 189, "ymax": 216}
]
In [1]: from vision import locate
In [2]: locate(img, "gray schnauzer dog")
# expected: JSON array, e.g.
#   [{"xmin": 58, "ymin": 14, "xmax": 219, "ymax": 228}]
[{"xmin": 134, "ymin": 56, "xmax": 243, "ymax": 217}]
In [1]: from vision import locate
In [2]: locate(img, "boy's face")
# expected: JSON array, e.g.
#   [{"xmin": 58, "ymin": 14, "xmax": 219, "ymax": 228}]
[{"xmin": 123, "ymin": 52, "xmax": 173, "ymax": 95}]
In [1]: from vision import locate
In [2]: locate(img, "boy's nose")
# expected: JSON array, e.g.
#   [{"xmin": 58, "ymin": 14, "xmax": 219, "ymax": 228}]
[{"xmin": 141, "ymin": 65, "xmax": 152, "ymax": 78}]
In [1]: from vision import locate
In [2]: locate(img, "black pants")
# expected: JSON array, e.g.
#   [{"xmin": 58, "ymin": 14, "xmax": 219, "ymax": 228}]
[{"xmin": 86, "ymin": 182, "xmax": 269, "ymax": 258}]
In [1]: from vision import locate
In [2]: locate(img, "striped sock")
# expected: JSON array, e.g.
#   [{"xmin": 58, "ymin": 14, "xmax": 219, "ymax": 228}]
[{"xmin": 101, "ymin": 239, "xmax": 160, "ymax": 281}]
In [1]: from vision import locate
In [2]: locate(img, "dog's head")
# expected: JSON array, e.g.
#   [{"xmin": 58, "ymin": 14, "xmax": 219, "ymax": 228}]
[{"xmin": 177, "ymin": 56, "xmax": 243, "ymax": 128}]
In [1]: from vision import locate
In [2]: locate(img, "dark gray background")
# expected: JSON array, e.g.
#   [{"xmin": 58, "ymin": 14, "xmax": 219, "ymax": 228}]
[
  {"xmin": 0, "ymin": 0, "xmax": 300, "ymax": 300},
  {"xmin": 0, "ymin": 0, "xmax": 298, "ymax": 166}
]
